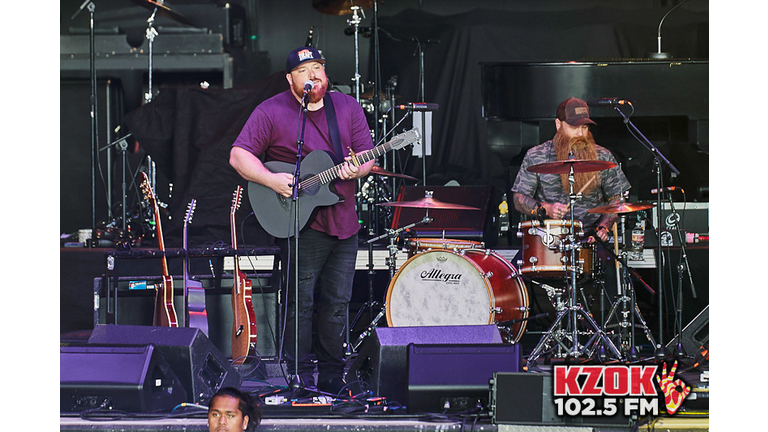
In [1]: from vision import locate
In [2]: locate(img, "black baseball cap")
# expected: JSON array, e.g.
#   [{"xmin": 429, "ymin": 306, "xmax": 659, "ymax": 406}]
[
  {"xmin": 285, "ymin": 47, "xmax": 325, "ymax": 74},
  {"xmin": 556, "ymin": 97, "xmax": 596, "ymax": 126}
]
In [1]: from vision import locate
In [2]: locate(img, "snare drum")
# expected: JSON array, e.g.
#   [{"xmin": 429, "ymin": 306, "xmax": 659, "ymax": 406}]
[
  {"xmin": 385, "ymin": 249, "xmax": 529, "ymax": 342},
  {"xmin": 407, "ymin": 238, "xmax": 484, "ymax": 257},
  {"xmin": 517, "ymin": 219, "xmax": 592, "ymax": 278}
]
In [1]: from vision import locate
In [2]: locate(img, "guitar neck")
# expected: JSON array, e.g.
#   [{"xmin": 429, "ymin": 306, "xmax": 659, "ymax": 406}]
[
  {"xmin": 154, "ymin": 206, "xmax": 170, "ymax": 277},
  {"xmin": 299, "ymin": 141, "xmax": 397, "ymax": 189}
]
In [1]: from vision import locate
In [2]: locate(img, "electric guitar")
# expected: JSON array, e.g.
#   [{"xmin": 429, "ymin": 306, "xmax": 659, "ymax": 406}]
[
  {"xmin": 183, "ymin": 199, "xmax": 209, "ymax": 335},
  {"xmin": 248, "ymin": 128, "xmax": 420, "ymax": 238},
  {"xmin": 139, "ymin": 172, "xmax": 178, "ymax": 328},
  {"xmin": 230, "ymin": 185, "xmax": 258, "ymax": 365}
]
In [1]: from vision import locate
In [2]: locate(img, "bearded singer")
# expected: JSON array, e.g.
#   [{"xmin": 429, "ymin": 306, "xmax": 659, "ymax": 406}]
[
  {"xmin": 511, "ymin": 97, "xmax": 631, "ymax": 243},
  {"xmin": 230, "ymin": 46, "xmax": 374, "ymax": 396}
]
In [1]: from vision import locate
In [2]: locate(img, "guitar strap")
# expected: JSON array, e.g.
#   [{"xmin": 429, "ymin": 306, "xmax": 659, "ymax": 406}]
[{"xmin": 323, "ymin": 93, "xmax": 344, "ymax": 164}]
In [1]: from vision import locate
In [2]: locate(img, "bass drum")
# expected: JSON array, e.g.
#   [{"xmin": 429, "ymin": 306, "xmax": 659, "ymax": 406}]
[{"xmin": 385, "ymin": 249, "xmax": 529, "ymax": 342}]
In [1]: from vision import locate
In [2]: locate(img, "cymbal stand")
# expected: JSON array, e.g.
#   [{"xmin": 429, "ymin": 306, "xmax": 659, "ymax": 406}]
[
  {"xmin": 602, "ymin": 223, "xmax": 656, "ymax": 361},
  {"xmin": 527, "ymin": 166, "xmax": 622, "ymax": 366},
  {"xmin": 144, "ymin": 8, "xmax": 159, "ymax": 103},
  {"xmin": 347, "ymin": 5, "xmax": 364, "ymax": 103}
]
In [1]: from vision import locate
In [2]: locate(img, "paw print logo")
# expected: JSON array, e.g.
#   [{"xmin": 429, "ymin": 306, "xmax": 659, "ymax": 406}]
[{"xmin": 656, "ymin": 360, "xmax": 691, "ymax": 415}]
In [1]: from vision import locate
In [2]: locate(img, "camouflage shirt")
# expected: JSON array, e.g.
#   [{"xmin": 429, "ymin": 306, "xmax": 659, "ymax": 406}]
[{"xmin": 511, "ymin": 140, "xmax": 631, "ymax": 229}]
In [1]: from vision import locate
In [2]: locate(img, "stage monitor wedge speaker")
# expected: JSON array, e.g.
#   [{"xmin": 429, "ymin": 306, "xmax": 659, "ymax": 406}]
[
  {"xmin": 407, "ymin": 343, "xmax": 522, "ymax": 414},
  {"xmin": 346, "ymin": 325, "xmax": 502, "ymax": 406},
  {"xmin": 88, "ymin": 324, "xmax": 242, "ymax": 404},
  {"xmin": 60, "ymin": 344, "xmax": 187, "ymax": 413}
]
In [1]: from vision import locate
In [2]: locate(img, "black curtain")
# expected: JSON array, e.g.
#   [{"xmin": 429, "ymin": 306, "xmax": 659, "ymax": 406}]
[
  {"xmin": 124, "ymin": 72, "xmax": 289, "ymax": 248},
  {"xmin": 371, "ymin": 7, "xmax": 708, "ymax": 188}
]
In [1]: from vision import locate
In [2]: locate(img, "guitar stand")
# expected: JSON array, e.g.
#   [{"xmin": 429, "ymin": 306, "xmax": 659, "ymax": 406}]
[{"xmin": 526, "ymin": 165, "xmax": 622, "ymax": 367}]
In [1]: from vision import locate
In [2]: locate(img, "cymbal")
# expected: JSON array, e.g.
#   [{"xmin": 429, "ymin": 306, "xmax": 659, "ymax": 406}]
[
  {"xmin": 370, "ymin": 166, "xmax": 418, "ymax": 181},
  {"xmin": 130, "ymin": 0, "xmax": 195, "ymax": 26},
  {"xmin": 377, "ymin": 196, "xmax": 480, "ymax": 211},
  {"xmin": 527, "ymin": 159, "xmax": 616, "ymax": 174},
  {"xmin": 312, "ymin": 0, "xmax": 374, "ymax": 15},
  {"xmin": 587, "ymin": 202, "xmax": 655, "ymax": 214}
]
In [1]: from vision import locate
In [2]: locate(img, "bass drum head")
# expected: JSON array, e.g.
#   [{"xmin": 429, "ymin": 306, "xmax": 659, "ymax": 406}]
[{"xmin": 385, "ymin": 250, "xmax": 493, "ymax": 327}]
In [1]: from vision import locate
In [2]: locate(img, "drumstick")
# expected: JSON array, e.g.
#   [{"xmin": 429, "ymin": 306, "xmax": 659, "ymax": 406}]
[
  {"xmin": 561, "ymin": 176, "xmax": 598, "ymax": 214},
  {"xmin": 578, "ymin": 175, "xmax": 597, "ymax": 195}
]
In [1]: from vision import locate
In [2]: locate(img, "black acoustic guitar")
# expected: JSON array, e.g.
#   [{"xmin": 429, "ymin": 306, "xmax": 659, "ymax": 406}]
[{"xmin": 247, "ymin": 128, "xmax": 420, "ymax": 238}]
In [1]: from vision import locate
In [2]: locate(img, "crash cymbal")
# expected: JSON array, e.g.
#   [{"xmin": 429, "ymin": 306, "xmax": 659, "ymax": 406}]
[
  {"xmin": 527, "ymin": 159, "xmax": 617, "ymax": 174},
  {"xmin": 587, "ymin": 202, "xmax": 655, "ymax": 214},
  {"xmin": 130, "ymin": 0, "xmax": 195, "ymax": 26},
  {"xmin": 377, "ymin": 196, "xmax": 480, "ymax": 211},
  {"xmin": 312, "ymin": 0, "xmax": 374, "ymax": 15},
  {"xmin": 370, "ymin": 166, "xmax": 418, "ymax": 181}
]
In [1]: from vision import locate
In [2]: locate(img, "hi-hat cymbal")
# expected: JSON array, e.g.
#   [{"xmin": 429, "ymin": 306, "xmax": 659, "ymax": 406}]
[
  {"xmin": 130, "ymin": 0, "xmax": 195, "ymax": 26},
  {"xmin": 377, "ymin": 196, "xmax": 480, "ymax": 211},
  {"xmin": 370, "ymin": 166, "xmax": 418, "ymax": 181},
  {"xmin": 527, "ymin": 159, "xmax": 616, "ymax": 174},
  {"xmin": 587, "ymin": 202, "xmax": 655, "ymax": 214},
  {"xmin": 312, "ymin": 0, "xmax": 374, "ymax": 15}
]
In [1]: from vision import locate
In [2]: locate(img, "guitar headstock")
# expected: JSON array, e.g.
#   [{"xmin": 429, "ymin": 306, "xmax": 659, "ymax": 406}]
[
  {"xmin": 184, "ymin": 199, "xmax": 197, "ymax": 226},
  {"xmin": 388, "ymin": 127, "xmax": 421, "ymax": 151},
  {"xmin": 139, "ymin": 172, "xmax": 156, "ymax": 206},
  {"xmin": 231, "ymin": 185, "xmax": 243, "ymax": 215}
]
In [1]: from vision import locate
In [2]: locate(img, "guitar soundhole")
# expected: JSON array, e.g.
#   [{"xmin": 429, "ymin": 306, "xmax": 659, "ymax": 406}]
[{"xmin": 302, "ymin": 178, "xmax": 320, "ymax": 196}]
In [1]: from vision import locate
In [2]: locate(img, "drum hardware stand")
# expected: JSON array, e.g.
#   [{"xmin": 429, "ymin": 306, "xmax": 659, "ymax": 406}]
[
  {"xmin": 347, "ymin": 216, "xmax": 433, "ymax": 353},
  {"xmin": 144, "ymin": 7, "xmax": 159, "ymax": 103},
  {"xmin": 526, "ymin": 165, "xmax": 622, "ymax": 367},
  {"xmin": 347, "ymin": 5, "xmax": 365, "ymax": 103},
  {"xmin": 602, "ymin": 229, "xmax": 656, "ymax": 361}
]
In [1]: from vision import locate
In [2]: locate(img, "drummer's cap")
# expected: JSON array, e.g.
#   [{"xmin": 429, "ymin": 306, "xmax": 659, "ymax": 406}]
[
  {"xmin": 556, "ymin": 97, "xmax": 597, "ymax": 126},
  {"xmin": 285, "ymin": 47, "xmax": 325, "ymax": 73}
]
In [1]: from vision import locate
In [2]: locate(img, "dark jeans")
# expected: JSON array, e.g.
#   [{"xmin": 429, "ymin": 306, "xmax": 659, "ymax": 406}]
[{"xmin": 277, "ymin": 229, "xmax": 357, "ymax": 387}]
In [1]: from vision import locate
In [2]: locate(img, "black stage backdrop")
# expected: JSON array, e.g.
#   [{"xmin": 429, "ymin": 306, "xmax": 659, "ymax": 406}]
[
  {"xmin": 123, "ymin": 6, "xmax": 708, "ymax": 247},
  {"xmin": 370, "ymin": 6, "xmax": 708, "ymax": 186},
  {"xmin": 124, "ymin": 72, "xmax": 289, "ymax": 248}
]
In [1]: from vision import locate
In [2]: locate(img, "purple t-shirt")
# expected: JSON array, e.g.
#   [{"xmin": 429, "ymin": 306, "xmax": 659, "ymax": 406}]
[{"xmin": 232, "ymin": 89, "xmax": 373, "ymax": 239}]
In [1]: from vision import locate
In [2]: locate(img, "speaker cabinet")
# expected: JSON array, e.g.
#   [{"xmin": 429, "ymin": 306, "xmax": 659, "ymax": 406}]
[
  {"xmin": 94, "ymin": 274, "xmax": 280, "ymax": 359},
  {"xmin": 88, "ymin": 325, "xmax": 241, "ymax": 404},
  {"xmin": 491, "ymin": 372, "xmax": 633, "ymax": 427},
  {"xmin": 346, "ymin": 325, "xmax": 502, "ymax": 405},
  {"xmin": 666, "ymin": 305, "xmax": 709, "ymax": 359},
  {"xmin": 60, "ymin": 344, "xmax": 187, "ymax": 413},
  {"xmin": 407, "ymin": 343, "xmax": 522, "ymax": 414}
]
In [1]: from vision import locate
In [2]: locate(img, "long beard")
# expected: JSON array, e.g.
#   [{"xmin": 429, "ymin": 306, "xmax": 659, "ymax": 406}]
[{"xmin": 554, "ymin": 131, "xmax": 600, "ymax": 195}]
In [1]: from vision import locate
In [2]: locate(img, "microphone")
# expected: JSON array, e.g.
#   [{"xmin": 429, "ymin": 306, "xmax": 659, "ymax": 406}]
[
  {"xmin": 303, "ymin": 80, "xmax": 315, "ymax": 93},
  {"xmin": 587, "ymin": 97, "xmax": 632, "ymax": 107},
  {"xmin": 395, "ymin": 102, "xmax": 439, "ymax": 111},
  {"xmin": 650, "ymin": 186, "xmax": 684, "ymax": 194}
]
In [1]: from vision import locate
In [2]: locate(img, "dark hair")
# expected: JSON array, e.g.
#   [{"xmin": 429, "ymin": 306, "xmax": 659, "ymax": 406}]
[{"xmin": 209, "ymin": 387, "xmax": 262, "ymax": 430}]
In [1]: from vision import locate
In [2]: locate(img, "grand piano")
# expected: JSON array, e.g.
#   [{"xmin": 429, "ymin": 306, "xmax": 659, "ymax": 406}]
[{"xmin": 480, "ymin": 60, "xmax": 709, "ymax": 202}]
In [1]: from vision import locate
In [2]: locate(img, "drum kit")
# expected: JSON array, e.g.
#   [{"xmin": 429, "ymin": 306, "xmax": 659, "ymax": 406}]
[{"xmin": 350, "ymin": 158, "xmax": 659, "ymax": 366}]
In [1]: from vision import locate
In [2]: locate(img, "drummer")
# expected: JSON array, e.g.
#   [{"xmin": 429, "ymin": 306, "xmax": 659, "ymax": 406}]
[{"xmin": 511, "ymin": 97, "xmax": 630, "ymax": 242}]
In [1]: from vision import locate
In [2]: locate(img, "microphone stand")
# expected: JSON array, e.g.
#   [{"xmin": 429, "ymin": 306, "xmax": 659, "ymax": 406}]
[
  {"xmin": 661, "ymin": 192, "xmax": 696, "ymax": 359},
  {"xmin": 72, "ymin": 0, "xmax": 98, "ymax": 247},
  {"xmin": 288, "ymin": 91, "xmax": 310, "ymax": 396},
  {"xmin": 611, "ymin": 103, "xmax": 680, "ymax": 359}
]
